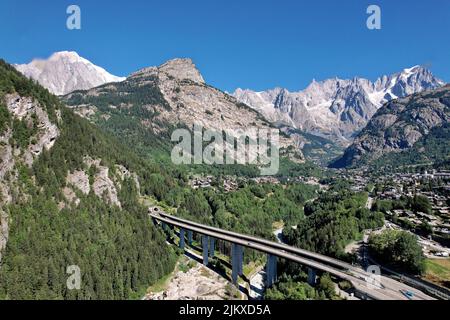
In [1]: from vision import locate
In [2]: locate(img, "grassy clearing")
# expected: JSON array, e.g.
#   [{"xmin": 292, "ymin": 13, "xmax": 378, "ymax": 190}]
[
  {"xmin": 272, "ymin": 220, "xmax": 284, "ymax": 231},
  {"xmin": 146, "ymin": 270, "xmax": 173, "ymax": 294},
  {"xmin": 146, "ymin": 256, "xmax": 189, "ymax": 294},
  {"xmin": 179, "ymin": 260, "xmax": 196, "ymax": 273},
  {"xmin": 243, "ymin": 260, "xmax": 264, "ymax": 278},
  {"xmin": 424, "ymin": 258, "xmax": 450, "ymax": 289}
]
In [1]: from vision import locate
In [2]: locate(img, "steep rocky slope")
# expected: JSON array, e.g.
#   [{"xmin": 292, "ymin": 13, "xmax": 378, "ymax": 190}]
[
  {"xmin": 0, "ymin": 60, "xmax": 176, "ymax": 299},
  {"xmin": 330, "ymin": 85, "xmax": 450, "ymax": 168},
  {"xmin": 64, "ymin": 58, "xmax": 304, "ymax": 166},
  {"xmin": 15, "ymin": 51, "xmax": 125, "ymax": 95},
  {"xmin": 233, "ymin": 66, "xmax": 444, "ymax": 144}
]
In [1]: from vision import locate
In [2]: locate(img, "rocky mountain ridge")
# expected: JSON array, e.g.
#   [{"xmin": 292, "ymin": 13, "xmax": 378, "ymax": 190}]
[
  {"xmin": 14, "ymin": 51, "xmax": 125, "ymax": 95},
  {"xmin": 330, "ymin": 84, "xmax": 450, "ymax": 168},
  {"xmin": 233, "ymin": 66, "xmax": 445, "ymax": 144},
  {"xmin": 0, "ymin": 59, "xmax": 177, "ymax": 299},
  {"xmin": 64, "ymin": 58, "xmax": 304, "ymax": 164},
  {"xmin": 0, "ymin": 93, "xmax": 60, "ymax": 260}
]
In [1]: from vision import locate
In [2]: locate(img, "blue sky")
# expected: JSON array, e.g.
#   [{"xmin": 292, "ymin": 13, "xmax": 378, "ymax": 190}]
[{"xmin": 1, "ymin": 0, "xmax": 449, "ymax": 92}]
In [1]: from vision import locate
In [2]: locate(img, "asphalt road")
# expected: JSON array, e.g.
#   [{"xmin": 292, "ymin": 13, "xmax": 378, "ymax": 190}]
[{"xmin": 151, "ymin": 212, "xmax": 435, "ymax": 300}]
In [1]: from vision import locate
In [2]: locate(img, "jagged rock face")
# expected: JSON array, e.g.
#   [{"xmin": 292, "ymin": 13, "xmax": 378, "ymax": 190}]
[
  {"xmin": 83, "ymin": 157, "xmax": 121, "ymax": 208},
  {"xmin": 159, "ymin": 58, "xmax": 205, "ymax": 84},
  {"xmin": 130, "ymin": 58, "xmax": 205, "ymax": 84},
  {"xmin": 330, "ymin": 85, "xmax": 450, "ymax": 168},
  {"xmin": 67, "ymin": 170, "xmax": 90, "ymax": 195},
  {"xmin": 156, "ymin": 65, "xmax": 284, "ymax": 142},
  {"xmin": 0, "ymin": 131, "xmax": 14, "ymax": 185},
  {"xmin": 14, "ymin": 51, "xmax": 125, "ymax": 95},
  {"xmin": 0, "ymin": 211, "xmax": 8, "ymax": 262},
  {"xmin": 1, "ymin": 93, "xmax": 61, "ymax": 261},
  {"xmin": 92, "ymin": 166, "xmax": 121, "ymax": 208},
  {"xmin": 63, "ymin": 158, "xmax": 144, "ymax": 209},
  {"xmin": 233, "ymin": 66, "xmax": 444, "ymax": 144},
  {"xmin": 115, "ymin": 164, "xmax": 140, "ymax": 193},
  {"xmin": 5, "ymin": 94, "xmax": 60, "ymax": 166},
  {"xmin": 62, "ymin": 187, "xmax": 80, "ymax": 207},
  {"xmin": 65, "ymin": 58, "xmax": 303, "ymax": 159}
]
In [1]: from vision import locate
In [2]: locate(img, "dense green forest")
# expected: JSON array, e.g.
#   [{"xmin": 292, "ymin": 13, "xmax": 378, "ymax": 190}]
[
  {"xmin": 159, "ymin": 182, "xmax": 318, "ymax": 263},
  {"xmin": 63, "ymin": 72, "xmax": 325, "ymax": 179},
  {"xmin": 0, "ymin": 60, "xmax": 178, "ymax": 299},
  {"xmin": 0, "ymin": 190, "xmax": 176, "ymax": 299},
  {"xmin": 265, "ymin": 272, "xmax": 339, "ymax": 300},
  {"xmin": 283, "ymin": 181, "xmax": 384, "ymax": 259},
  {"xmin": 174, "ymin": 182, "xmax": 318, "ymax": 236},
  {"xmin": 368, "ymin": 230, "xmax": 425, "ymax": 274},
  {"xmin": 262, "ymin": 181, "xmax": 384, "ymax": 299}
]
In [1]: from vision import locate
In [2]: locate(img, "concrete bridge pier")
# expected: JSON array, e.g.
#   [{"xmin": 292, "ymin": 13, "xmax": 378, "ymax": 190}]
[
  {"xmin": 202, "ymin": 235, "xmax": 209, "ymax": 265},
  {"xmin": 307, "ymin": 267, "xmax": 317, "ymax": 286},
  {"xmin": 237, "ymin": 245, "xmax": 244, "ymax": 276},
  {"xmin": 209, "ymin": 237, "xmax": 215, "ymax": 258},
  {"xmin": 265, "ymin": 254, "xmax": 277, "ymax": 287},
  {"xmin": 179, "ymin": 228, "xmax": 185, "ymax": 249},
  {"xmin": 187, "ymin": 230, "xmax": 193, "ymax": 246},
  {"xmin": 231, "ymin": 243, "xmax": 243, "ymax": 285}
]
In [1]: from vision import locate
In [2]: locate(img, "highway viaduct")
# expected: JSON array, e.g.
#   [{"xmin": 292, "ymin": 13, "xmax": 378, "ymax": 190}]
[{"xmin": 149, "ymin": 209, "xmax": 435, "ymax": 300}]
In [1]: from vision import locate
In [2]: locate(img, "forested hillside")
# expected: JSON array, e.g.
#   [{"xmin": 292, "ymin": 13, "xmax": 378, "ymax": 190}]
[
  {"xmin": 0, "ymin": 60, "xmax": 177, "ymax": 299},
  {"xmin": 62, "ymin": 58, "xmax": 317, "ymax": 178},
  {"xmin": 164, "ymin": 182, "xmax": 318, "ymax": 262},
  {"xmin": 331, "ymin": 85, "xmax": 450, "ymax": 169},
  {"xmin": 264, "ymin": 181, "xmax": 385, "ymax": 300},
  {"xmin": 370, "ymin": 123, "xmax": 450, "ymax": 171},
  {"xmin": 283, "ymin": 181, "xmax": 384, "ymax": 259}
]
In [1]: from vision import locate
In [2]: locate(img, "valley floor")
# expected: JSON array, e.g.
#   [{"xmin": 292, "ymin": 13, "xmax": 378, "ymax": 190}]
[{"xmin": 143, "ymin": 254, "xmax": 243, "ymax": 300}]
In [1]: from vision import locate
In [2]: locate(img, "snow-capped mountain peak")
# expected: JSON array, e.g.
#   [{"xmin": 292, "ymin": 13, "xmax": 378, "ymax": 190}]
[
  {"xmin": 233, "ymin": 66, "xmax": 444, "ymax": 144},
  {"xmin": 403, "ymin": 65, "xmax": 421, "ymax": 75},
  {"xmin": 14, "ymin": 51, "xmax": 125, "ymax": 95}
]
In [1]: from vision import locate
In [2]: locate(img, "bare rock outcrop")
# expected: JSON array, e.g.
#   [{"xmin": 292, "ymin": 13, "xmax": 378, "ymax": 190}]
[
  {"xmin": 158, "ymin": 58, "xmax": 205, "ymax": 84},
  {"xmin": 331, "ymin": 85, "xmax": 450, "ymax": 168},
  {"xmin": 67, "ymin": 58, "xmax": 303, "ymax": 164},
  {"xmin": 82, "ymin": 157, "xmax": 121, "ymax": 207},
  {"xmin": 62, "ymin": 187, "xmax": 80, "ymax": 207},
  {"xmin": 92, "ymin": 166, "xmax": 121, "ymax": 208},
  {"xmin": 67, "ymin": 170, "xmax": 90, "ymax": 195},
  {"xmin": 1, "ymin": 94, "xmax": 60, "ymax": 260},
  {"xmin": 5, "ymin": 94, "xmax": 60, "ymax": 166}
]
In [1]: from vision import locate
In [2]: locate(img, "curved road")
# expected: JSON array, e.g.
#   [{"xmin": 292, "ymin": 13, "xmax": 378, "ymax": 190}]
[{"xmin": 150, "ymin": 212, "xmax": 435, "ymax": 300}]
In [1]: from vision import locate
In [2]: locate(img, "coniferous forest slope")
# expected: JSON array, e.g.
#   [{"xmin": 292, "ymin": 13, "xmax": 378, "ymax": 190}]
[
  {"xmin": 330, "ymin": 85, "xmax": 450, "ymax": 169},
  {"xmin": 0, "ymin": 58, "xmax": 325, "ymax": 300},
  {"xmin": 2, "ymin": 51, "xmax": 444, "ymax": 301},
  {"xmin": 0, "ymin": 60, "xmax": 178, "ymax": 299},
  {"xmin": 62, "ymin": 58, "xmax": 316, "ymax": 177}
]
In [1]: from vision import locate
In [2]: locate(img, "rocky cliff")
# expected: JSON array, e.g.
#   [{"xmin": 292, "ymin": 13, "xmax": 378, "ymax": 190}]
[
  {"xmin": 64, "ymin": 58, "xmax": 304, "ymax": 164},
  {"xmin": 233, "ymin": 66, "xmax": 444, "ymax": 144},
  {"xmin": 0, "ymin": 59, "xmax": 177, "ymax": 299},
  {"xmin": 330, "ymin": 85, "xmax": 450, "ymax": 168}
]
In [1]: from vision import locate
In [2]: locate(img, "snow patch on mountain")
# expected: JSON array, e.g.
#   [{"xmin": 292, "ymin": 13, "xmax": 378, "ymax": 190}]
[
  {"xmin": 14, "ymin": 51, "xmax": 125, "ymax": 95},
  {"xmin": 233, "ymin": 66, "xmax": 445, "ymax": 144}
]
